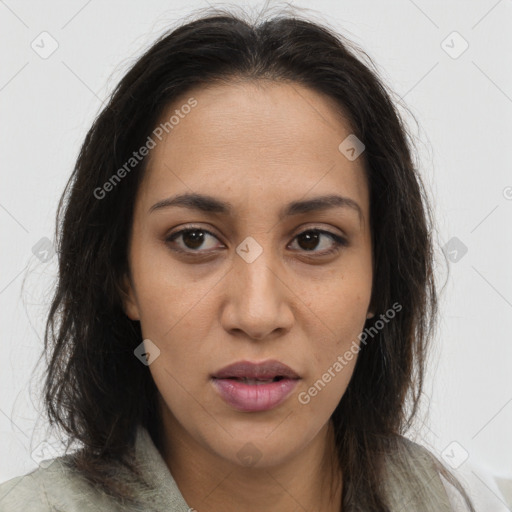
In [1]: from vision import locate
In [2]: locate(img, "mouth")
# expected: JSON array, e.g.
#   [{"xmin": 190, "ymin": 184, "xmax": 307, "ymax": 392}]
[
  {"xmin": 220, "ymin": 376, "xmax": 287, "ymax": 384},
  {"xmin": 211, "ymin": 360, "xmax": 300, "ymax": 412},
  {"xmin": 211, "ymin": 359, "xmax": 300, "ymax": 380}
]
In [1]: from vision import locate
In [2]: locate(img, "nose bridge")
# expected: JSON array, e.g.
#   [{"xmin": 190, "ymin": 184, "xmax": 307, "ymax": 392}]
[
  {"xmin": 224, "ymin": 235, "xmax": 292, "ymax": 339},
  {"xmin": 235, "ymin": 236, "xmax": 281, "ymax": 307}
]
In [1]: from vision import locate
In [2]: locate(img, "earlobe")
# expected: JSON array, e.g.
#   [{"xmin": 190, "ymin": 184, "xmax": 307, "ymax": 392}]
[
  {"xmin": 120, "ymin": 272, "xmax": 140, "ymax": 321},
  {"xmin": 366, "ymin": 311, "xmax": 375, "ymax": 319}
]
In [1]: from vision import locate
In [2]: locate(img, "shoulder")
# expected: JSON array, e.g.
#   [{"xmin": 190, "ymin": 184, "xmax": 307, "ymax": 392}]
[
  {"xmin": 0, "ymin": 455, "xmax": 124, "ymax": 512},
  {"xmin": 382, "ymin": 435, "xmax": 444, "ymax": 478},
  {"xmin": 1, "ymin": 426, "xmax": 192, "ymax": 512},
  {"xmin": 381, "ymin": 436, "xmax": 473, "ymax": 511},
  {"xmin": 392, "ymin": 438, "xmax": 512, "ymax": 511},
  {"xmin": 0, "ymin": 469, "xmax": 49, "ymax": 512}
]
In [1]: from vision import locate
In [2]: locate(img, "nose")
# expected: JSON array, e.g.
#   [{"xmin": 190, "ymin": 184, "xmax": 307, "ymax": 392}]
[{"xmin": 220, "ymin": 246, "xmax": 294, "ymax": 341}]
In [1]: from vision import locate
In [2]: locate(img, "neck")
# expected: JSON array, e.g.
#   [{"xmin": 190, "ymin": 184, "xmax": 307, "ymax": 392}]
[{"xmin": 157, "ymin": 409, "xmax": 343, "ymax": 512}]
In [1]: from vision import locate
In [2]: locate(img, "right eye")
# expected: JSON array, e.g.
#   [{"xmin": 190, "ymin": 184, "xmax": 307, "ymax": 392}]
[{"xmin": 165, "ymin": 227, "xmax": 223, "ymax": 254}]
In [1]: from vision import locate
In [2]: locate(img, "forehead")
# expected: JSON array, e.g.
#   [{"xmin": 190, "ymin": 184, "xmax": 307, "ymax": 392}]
[{"xmin": 139, "ymin": 80, "xmax": 369, "ymax": 220}]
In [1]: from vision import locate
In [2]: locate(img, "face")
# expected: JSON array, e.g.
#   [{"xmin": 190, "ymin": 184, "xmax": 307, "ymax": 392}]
[{"xmin": 122, "ymin": 80, "xmax": 374, "ymax": 470}]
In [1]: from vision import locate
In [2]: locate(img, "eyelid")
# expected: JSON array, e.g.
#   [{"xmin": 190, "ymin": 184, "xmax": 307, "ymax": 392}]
[
  {"xmin": 290, "ymin": 222, "xmax": 347, "ymax": 240},
  {"xmin": 166, "ymin": 222, "xmax": 346, "ymax": 240}
]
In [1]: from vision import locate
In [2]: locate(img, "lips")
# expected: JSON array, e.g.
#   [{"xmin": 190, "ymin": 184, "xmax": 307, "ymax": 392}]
[
  {"xmin": 211, "ymin": 360, "xmax": 300, "ymax": 412},
  {"xmin": 211, "ymin": 360, "xmax": 300, "ymax": 380}
]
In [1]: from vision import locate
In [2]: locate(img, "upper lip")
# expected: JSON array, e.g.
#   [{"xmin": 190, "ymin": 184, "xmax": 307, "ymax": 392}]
[{"xmin": 211, "ymin": 360, "xmax": 300, "ymax": 380}]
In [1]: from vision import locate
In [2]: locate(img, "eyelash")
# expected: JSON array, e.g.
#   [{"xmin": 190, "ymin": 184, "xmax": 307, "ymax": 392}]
[{"xmin": 165, "ymin": 226, "xmax": 348, "ymax": 257}]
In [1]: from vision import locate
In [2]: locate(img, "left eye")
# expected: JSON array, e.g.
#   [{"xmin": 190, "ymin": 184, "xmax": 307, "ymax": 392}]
[
  {"xmin": 289, "ymin": 229, "xmax": 347, "ymax": 255},
  {"xmin": 165, "ymin": 227, "xmax": 347, "ymax": 256}
]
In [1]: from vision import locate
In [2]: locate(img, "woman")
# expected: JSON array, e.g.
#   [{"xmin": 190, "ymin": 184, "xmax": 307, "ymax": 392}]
[{"xmin": 0, "ymin": 5, "xmax": 476, "ymax": 511}]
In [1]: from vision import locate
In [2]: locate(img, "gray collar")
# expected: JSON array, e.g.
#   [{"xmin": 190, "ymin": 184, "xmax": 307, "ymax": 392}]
[{"xmin": 128, "ymin": 425, "xmax": 191, "ymax": 511}]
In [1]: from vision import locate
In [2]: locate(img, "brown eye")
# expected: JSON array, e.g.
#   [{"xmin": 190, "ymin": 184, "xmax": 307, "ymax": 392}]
[
  {"xmin": 296, "ymin": 231, "xmax": 321, "ymax": 250},
  {"xmin": 289, "ymin": 229, "xmax": 347, "ymax": 256},
  {"xmin": 166, "ymin": 228, "xmax": 221, "ymax": 253},
  {"xmin": 165, "ymin": 227, "xmax": 347, "ymax": 257},
  {"xmin": 180, "ymin": 229, "xmax": 205, "ymax": 249}
]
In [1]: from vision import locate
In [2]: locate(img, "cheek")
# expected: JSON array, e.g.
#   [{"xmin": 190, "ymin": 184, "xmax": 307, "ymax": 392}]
[
  {"xmin": 296, "ymin": 269, "xmax": 371, "ymax": 408},
  {"xmin": 132, "ymin": 261, "xmax": 218, "ymax": 395},
  {"xmin": 302, "ymin": 267, "xmax": 372, "ymax": 346},
  {"xmin": 131, "ymin": 239, "xmax": 218, "ymax": 341},
  {"xmin": 293, "ymin": 346, "xmax": 357, "ymax": 443},
  {"xmin": 295, "ymin": 324, "xmax": 361, "ymax": 427}
]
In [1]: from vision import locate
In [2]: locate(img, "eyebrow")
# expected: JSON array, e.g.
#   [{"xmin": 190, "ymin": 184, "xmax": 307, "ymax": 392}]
[{"xmin": 148, "ymin": 192, "xmax": 363, "ymax": 223}]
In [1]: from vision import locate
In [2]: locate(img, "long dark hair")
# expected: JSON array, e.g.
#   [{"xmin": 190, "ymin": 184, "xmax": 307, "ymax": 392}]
[{"xmin": 39, "ymin": 4, "xmax": 473, "ymax": 510}]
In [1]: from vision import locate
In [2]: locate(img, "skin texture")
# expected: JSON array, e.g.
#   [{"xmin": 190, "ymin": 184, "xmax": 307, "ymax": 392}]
[{"xmin": 122, "ymin": 80, "xmax": 375, "ymax": 512}]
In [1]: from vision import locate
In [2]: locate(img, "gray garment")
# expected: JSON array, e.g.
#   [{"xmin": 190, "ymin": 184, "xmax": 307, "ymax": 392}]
[{"xmin": 0, "ymin": 426, "xmax": 467, "ymax": 511}]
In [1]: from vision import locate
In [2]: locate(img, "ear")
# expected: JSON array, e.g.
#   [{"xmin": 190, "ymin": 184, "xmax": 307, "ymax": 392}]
[
  {"xmin": 366, "ymin": 292, "xmax": 376, "ymax": 319},
  {"xmin": 120, "ymin": 271, "xmax": 140, "ymax": 321}
]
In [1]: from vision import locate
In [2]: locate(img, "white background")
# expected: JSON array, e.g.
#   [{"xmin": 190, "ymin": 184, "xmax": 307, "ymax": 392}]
[{"xmin": 1, "ymin": 0, "xmax": 511, "ymax": 508}]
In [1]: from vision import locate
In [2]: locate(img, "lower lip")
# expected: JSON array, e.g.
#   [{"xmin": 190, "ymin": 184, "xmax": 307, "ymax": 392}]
[{"xmin": 211, "ymin": 378, "xmax": 299, "ymax": 412}]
